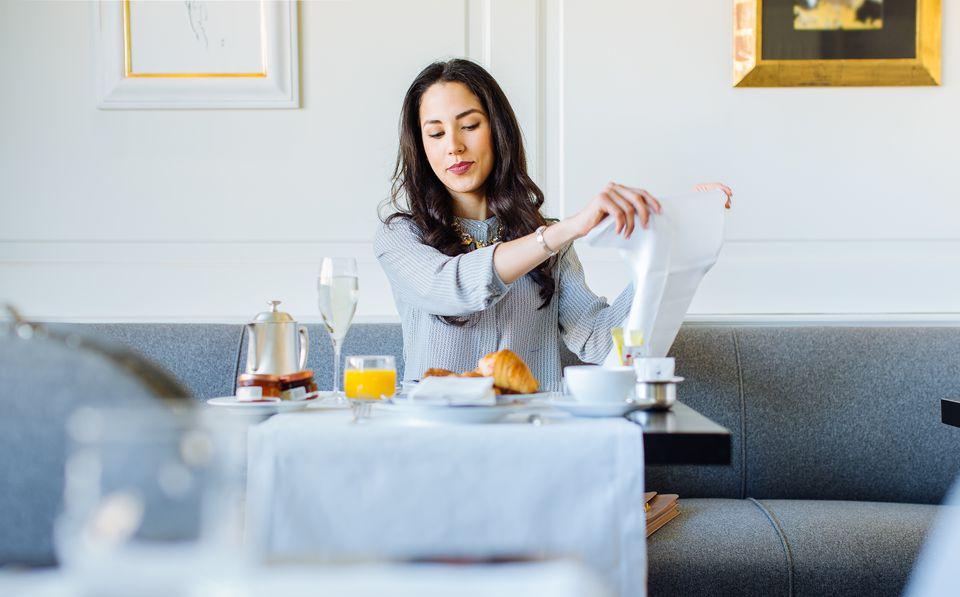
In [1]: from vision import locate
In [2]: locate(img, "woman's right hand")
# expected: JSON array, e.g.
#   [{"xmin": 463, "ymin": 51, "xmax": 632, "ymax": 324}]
[{"xmin": 564, "ymin": 182, "xmax": 662, "ymax": 241}]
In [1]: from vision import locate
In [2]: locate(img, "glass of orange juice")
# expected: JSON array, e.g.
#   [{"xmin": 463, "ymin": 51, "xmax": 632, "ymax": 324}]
[{"xmin": 344, "ymin": 355, "xmax": 397, "ymax": 401}]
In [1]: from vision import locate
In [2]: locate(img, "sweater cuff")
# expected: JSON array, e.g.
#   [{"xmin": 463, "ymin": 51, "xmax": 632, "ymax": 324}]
[{"xmin": 483, "ymin": 242, "xmax": 512, "ymax": 296}]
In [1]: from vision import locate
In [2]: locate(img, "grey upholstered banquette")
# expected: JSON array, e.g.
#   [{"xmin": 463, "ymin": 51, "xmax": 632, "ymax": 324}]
[{"xmin": 5, "ymin": 321, "xmax": 959, "ymax": 597}]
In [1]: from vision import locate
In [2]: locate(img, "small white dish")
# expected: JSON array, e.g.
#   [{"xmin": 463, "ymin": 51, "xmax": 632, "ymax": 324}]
[
  {"xmin": 551, "ymin": 400, "xmax": 647, "ymax": 418},
  {"xmin": 407, "ymin": 376, "xmax": 496, "ymax": 405},
  {"xmin": 636, "ymin": 376, "xmax": 685, "ymax": 384},
  {"xmin": 634, "ymin": 357, "xmax": 676, "ymax": 381},
  {"xmin": 206, "ymin": 396, "xmax": 312, "ymax": 415}
]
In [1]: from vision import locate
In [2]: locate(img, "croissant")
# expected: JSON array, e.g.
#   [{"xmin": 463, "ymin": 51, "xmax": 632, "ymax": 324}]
[
  {"xmin": 423, "ymin": 368, "xmax": 457, "ymax": 378},
  {"xmin": 476, "ymin": 349, "xmax": 539, "ymax": 394}
]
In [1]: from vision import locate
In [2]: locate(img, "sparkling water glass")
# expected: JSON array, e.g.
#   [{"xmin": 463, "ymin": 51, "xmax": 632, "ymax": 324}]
[{"xmin": 318, "ymin": 257, "xmax": 359, "ymax": 402}]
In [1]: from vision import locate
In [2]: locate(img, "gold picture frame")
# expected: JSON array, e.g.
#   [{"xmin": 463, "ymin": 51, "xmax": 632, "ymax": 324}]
[
  {"xmin": 121, "ymin": 0, "xmax": 266, "ymax": 79},
  {"xmin": 734, "ymin": 0, "xmax": 941, "ymax": 87}
]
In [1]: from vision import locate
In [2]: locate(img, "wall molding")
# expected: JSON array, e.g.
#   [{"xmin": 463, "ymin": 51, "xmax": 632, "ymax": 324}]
[
  {"xmin": 8, "ymin": 238, "xmax": 958, "ymax": 261},
  {"xmin": 3, "ymin": 239, "xmax": 958, "ymax": 323},
  {"xmin": 541, "ymin": 0, "xmax": 564, "ymax": 219},
  {"xmin": 25, "ymin": 314, "xmax": 960, "ymax": 326},
  {"xmin": 465, "ymin": 0, "xmax": 492, "ymax": 66},
  {"xmin": 466, "ymin": 0, "xmax": 549, "ymax": 211}
]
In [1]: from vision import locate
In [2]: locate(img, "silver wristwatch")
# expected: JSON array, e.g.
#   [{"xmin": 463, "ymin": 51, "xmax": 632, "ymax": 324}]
[{"xmin": 534, "ymin": 225, "xmax": 558, "ymax": 257}]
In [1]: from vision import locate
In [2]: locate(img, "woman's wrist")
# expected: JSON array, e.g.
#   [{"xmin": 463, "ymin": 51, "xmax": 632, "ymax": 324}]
[{"xmin": 541, "ymin": 219, "xmax": 579, "ymax": 253}]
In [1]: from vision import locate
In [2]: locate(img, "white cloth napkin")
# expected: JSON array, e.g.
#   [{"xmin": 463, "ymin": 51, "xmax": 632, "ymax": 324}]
[
  {"xmin": 407, "ymin": 376, "xmax": 497, "ymax": 405},
  {"xmin": 584, "ymin": 189, "xmax": 726, "ymax": 361},
  {"xmin": 246, "ymin": 415, "xmax": 646, "ymax": 597}
]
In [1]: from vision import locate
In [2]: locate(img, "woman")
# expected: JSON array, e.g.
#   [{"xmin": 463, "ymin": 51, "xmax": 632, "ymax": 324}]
[{"xmin": 375, "ymin": 59, "xmax": 731, "ymax": 391}]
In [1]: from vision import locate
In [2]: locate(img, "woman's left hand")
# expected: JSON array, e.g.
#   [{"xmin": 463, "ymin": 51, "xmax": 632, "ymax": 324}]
[{"xmin": 694, "ymin": 182, "xmax": 733, "ymax": 209}]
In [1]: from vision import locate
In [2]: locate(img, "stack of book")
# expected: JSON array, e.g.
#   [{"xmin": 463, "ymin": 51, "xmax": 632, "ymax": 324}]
[{"xmin": 645, "ymin": 492, "xmax": 680, "ymax": 537}]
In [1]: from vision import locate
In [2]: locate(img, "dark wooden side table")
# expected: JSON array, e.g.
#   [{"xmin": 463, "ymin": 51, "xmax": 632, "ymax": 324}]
[
  {"xmin": 627, "ymin": 402, "xmax": 732, "ymax": 466},
  {"xmin": 941, "ymin": 398, "xmax": 960, "ymax": 428}
]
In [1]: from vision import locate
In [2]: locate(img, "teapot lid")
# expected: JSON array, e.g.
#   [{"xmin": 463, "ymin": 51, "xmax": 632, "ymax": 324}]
[{"xmin": 252, "ymin": 300, "xmax": 295, "ymax": 323}]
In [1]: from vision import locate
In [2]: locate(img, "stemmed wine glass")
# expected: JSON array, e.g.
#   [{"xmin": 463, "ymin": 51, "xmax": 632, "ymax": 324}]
[{"xmin": 317, "ymin": 257, "xmax": 359, "ymax": 403}]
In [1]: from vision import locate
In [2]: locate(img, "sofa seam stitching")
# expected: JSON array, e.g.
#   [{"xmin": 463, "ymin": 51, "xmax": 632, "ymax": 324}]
[
  {"xmin": 748, "ymin": 498, "xmax": 795, "ymax": 597},
  {"xmin": 733, "ymin": 329, "xmax": 747, "ymax": 499}
]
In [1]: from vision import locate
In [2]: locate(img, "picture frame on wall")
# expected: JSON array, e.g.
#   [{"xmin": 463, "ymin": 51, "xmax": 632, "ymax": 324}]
[
  {"xmin": 733, "ymin": 0, "xmax": 941, "ymax": 87},
  {"xmin": 95, "ymin": 0, "xmax": 299, "ymax": 109}
]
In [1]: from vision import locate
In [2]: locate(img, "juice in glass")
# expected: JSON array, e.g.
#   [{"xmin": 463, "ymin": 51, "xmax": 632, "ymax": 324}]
[{"xmin": 344, "ymin": 356, "xmax": 397, "ymax": 399}]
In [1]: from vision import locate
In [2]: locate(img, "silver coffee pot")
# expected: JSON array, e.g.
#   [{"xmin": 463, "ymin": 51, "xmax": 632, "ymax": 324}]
[{"xmin": 245, "ymin": 300, "xmax": 308, "ymax": 375}]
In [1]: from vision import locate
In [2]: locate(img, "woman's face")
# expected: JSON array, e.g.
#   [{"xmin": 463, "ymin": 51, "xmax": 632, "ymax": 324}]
[{"xmin": 418, "ymin": 82, "xmax": 494, "ymax": 202}]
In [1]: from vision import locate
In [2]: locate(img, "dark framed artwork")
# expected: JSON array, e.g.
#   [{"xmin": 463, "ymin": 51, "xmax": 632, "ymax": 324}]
[{"xmin": 734, "ymin": 0, "xmax": 941, "ymax": 86}]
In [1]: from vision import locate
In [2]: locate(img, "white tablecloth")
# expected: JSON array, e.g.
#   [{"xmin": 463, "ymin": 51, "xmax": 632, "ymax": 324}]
[{"xmin": 246, "ymin": 409, "xmax": 647, "ymax": 597}]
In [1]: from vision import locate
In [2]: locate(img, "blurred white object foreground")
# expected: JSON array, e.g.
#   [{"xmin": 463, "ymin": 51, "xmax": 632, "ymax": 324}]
[
  {"xmin": 904, "ymin": 479, "xmax": 960, "ymax": 596},
  {"xmin": 584, "ymin": 189, "xmax": 727, "ymax": 363},
  {"xmin": 0, "ymin": 560, "xmax": 612, "ymax": 597}
]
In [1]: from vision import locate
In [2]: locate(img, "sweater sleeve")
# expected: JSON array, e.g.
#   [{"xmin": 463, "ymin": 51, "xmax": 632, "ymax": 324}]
[
  {"xmin": 374, "ymin": 218, "xmax": 514, "ymax": 317},
  {"xmin": 555, "ymin": 244, "xmax": 633, "ymax": 363}
]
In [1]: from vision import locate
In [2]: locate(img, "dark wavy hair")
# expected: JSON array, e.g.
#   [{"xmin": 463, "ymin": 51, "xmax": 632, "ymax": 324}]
[{"xmin": 382, "ymin": 59, "xmax": 555, "ymax": 325}]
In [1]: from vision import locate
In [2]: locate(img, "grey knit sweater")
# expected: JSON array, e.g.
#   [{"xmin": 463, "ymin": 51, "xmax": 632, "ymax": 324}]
[{"xmin": 374, "ymin": 215, "xmax": 633, "ymax": 391}]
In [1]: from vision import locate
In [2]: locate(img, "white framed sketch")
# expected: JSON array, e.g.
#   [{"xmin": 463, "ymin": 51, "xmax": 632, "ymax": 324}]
[{"xmin": 95, "ymin": 0, "xmax": 299, "ymax": 109}]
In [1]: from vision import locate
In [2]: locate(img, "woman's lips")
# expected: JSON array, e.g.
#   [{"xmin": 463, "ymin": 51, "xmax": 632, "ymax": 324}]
[{"xmin": 447, "ymin": 161, "xmax": 474, "ymax": 175}]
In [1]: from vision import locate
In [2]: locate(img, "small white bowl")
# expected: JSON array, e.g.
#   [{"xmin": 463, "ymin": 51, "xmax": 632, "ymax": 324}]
[
  {"xmin": 634, "ymin": 357, "xmax": 676, "ymax": 382},
  {"xmin": 563, "ymin": 365, "xmax": 636, "ymax": 404}
]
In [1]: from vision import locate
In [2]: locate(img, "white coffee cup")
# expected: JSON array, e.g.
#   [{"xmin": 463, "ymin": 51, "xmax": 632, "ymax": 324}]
[
  {"xmin": 563, "ymin": 365, "xmax": 637, "ymax": 403},
  {"xmin": 634, "ymin": 357, "xmax": 676, "ymax": 382}
]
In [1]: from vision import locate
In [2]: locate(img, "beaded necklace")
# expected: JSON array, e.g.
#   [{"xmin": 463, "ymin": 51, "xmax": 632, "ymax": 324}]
[{"xmin": 452, "ymin": 219, "xmax": 503, "ymax": 250}]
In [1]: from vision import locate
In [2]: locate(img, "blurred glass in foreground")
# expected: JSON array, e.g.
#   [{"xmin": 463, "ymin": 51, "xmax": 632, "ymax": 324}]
[{"xmin": 55, "ymin": 406, "xmax": 250, "ymax": 597}]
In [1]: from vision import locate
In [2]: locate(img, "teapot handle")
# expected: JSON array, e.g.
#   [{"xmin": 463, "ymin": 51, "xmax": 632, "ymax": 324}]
[
  {"xmin": 297, "ymin": 325, "xmax": 309, "ymax": 371},
  {"xmin": 245, "ymin": 323, "xmax": 258, "ymax": 374}
]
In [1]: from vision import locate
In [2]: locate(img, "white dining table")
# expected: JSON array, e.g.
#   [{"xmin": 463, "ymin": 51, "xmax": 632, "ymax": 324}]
[{"xmin": 245, "ymin": 405, "xmax": 647, "ymax": 597}]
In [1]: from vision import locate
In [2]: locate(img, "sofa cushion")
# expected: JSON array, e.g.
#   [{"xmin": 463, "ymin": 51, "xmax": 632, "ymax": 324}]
[
  {"xmin": 648, "ymin": 498, "xmax": 937, "ymax": 597},
  {"xmin": 47, "ymin": 323, "xmax": 243, "ymax": 400},
  {"xmin": 759, "ymin": 499, "xmax": 938, "ymax": 597},
  {"xmin": 647, "ymin": 498, "xmax": 789, "ymax": 596},
  {"xmin": 737, "ymin": 327, "xmax": 960, "ymax": 504}
]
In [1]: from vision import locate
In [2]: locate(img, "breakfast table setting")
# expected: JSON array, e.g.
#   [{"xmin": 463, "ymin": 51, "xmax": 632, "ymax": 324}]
[{"xmin": 225, "ymin": 303, "xmax": 673, "ymax": 597}]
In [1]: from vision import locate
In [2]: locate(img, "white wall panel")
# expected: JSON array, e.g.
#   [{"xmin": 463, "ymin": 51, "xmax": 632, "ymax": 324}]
[{"xmin": 2, "ymin": 0, "xmax": 959, "ymax": 324}]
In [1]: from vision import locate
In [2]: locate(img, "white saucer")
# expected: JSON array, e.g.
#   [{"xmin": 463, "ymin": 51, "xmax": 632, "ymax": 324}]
[
  {"xmin": 551, "ymin": 400, "xmax": 647, "ymax": 418},
  {"xmin": 206, "ymin": 396, "xmax": 312, "ymax": 415},
  {"xmin": 376, "ymin": 401, "xmax": 533, "ymax": 424},
  {"xmin": 304, "ymin": 391, "xmax": 353, "ymax": 410},
  {"xmin": 402, "ymin": 380, "xmax": 555, "ymax": 406},
  {"xmin": 496, "ymin": 391, "xmax": 555, "ymax": 405}
]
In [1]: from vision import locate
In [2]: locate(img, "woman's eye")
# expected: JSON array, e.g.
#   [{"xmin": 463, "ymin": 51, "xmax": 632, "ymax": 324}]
[
  {"xmin": 428, "ymin": 132, "xmax": 444, "ymax": 139},
  {"xmin": 463, "ymin": 123, "xmax": 479, "ymax": 130}
]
